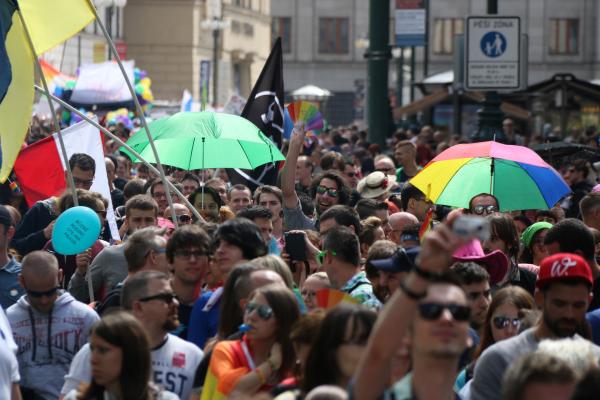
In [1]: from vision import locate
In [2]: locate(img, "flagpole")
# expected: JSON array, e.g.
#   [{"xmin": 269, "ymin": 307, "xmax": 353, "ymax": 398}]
[
  {"xmin": 34, "ymin": 86, "xmax": 206, "ymax": 223},
  {"xmin": 86, "ymin": 2, "xmax": 179, "ymax": 228},
  {"xmin": 16, "ymin": 10, "xmax": 79, "ymax": 207}
]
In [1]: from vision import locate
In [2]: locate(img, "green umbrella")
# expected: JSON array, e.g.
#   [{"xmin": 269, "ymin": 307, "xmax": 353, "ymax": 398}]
[{"xmin": 120, "ymin": 111, "xmax": 285, "ymax": 170}]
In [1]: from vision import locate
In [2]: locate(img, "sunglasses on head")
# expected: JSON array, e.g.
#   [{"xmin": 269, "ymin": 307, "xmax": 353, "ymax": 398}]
[
  {"xmin": 316, "ymin": 185, "xmax": 339, "ymax": 198},
  {"xmin": 493, "ymin": 316, "xmax": 521, "ymax": 329},
  {"xmin": 418, "ymin": 302, "xmax": 471, "ymax": 322},
  {"xmin": 472, "ymin": 205, "xmax": 498, "ymax": 215},
  {"xmin": 138, "ymin": 292, "xmax": 178, "ymax": 305},
  {"xmin": 316, "ymin": 249, "xmax": 337, "ymax": 266},
  {"xmin": 245, "ymin": 302, "xmax": 274, "ymax": 320},
  {"xmin": 27, "ymin": 287, "xmax": 60, "ymax": 298}
]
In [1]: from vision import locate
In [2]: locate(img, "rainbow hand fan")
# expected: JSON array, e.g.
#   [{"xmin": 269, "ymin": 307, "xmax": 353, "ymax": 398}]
[
  {"xmin": 316, "ymin": 288, "xmax": 359, "ymax": 310},
  {"xmin": 286, "ymin": 101, "xmax": 324, "ymax": 131}
]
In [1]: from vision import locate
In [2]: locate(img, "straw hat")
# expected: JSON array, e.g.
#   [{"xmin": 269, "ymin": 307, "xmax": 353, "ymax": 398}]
[{"xmin": 357, "ymin": 171, "xmax": 396, "ymax": 199}]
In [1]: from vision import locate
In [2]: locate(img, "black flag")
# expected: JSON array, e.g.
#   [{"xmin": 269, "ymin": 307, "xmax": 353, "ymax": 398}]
[{"xmin": 228, "ymin": 38, "xmax": 284, "ymax": 190}]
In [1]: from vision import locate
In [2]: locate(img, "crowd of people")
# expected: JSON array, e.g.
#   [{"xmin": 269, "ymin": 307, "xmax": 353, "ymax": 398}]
[{"xmin": 2, "ymin": 116, "xmax": 600, "ymax": 400}]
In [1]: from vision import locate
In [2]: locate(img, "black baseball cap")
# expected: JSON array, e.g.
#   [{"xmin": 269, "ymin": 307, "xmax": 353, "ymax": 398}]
[{"xmin": 370, "ymin": 246, "xmax": 420, "ymax": 273}]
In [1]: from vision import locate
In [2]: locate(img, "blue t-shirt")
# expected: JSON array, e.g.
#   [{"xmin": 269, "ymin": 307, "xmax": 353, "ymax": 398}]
[
  {"xmin": 0, "ymin": 257, "xmax": 24, "ymax": 310},
  {"xmin": 187, "ymin": 289, "xmax": 221, "ymax": 349}
]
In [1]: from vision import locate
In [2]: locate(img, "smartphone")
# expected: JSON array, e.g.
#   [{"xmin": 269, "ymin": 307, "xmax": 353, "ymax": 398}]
[
  {"xmin": 284, "ymin": 232, "xmax": 307, "ymax": 261},
  {"xmin": 453, "ymin": 215, "xmax": 491, "ymax": 243}
]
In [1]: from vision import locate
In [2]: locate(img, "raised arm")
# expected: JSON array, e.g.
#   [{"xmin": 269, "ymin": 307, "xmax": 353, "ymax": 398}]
[
  {"xmin": 281, "ymin": 123, "xmax": 306, "ymax": 209},
  {"xmin": 353, "ymin": 225, "xmax": 461, "ymax": 399}
]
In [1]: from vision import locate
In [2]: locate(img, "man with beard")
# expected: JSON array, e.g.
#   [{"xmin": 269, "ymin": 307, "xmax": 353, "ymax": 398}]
[
  {"xmin": 282, "ymin": 123, "xmax": 351, "ymax": 230},
  {"xmin": 470, "ymin": 253, "xmax": 600, "ymax": 400},
  {"xmin": 60, "ymin": 271, "xmax": 204, "ymax": 400}
]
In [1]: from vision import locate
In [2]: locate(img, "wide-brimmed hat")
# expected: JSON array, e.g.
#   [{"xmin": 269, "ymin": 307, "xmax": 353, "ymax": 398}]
[
  {"xmin": 453, "ymin": 239, "xmax": 509, "ymax": 285},
  {"xmin": 357, "ymin": 171, "xmax": 396, "ymax": 199}
]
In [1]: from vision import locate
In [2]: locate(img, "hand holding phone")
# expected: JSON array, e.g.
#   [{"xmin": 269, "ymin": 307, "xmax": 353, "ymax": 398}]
[{"xmin": 284, "ymin": 232, "xmax": 307, "ymax": 261}]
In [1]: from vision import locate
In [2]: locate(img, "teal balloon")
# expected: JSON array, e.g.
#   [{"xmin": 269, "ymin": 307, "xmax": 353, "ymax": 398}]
[{"xmin": 52, "ymin": 206, "xmax": 101, "ymax": 255}]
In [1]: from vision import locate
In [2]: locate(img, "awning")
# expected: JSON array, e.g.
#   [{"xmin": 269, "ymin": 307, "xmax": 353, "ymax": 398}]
[{"xmin": 393, "ymin": 89, "xmax": 449, "ymax": 119}]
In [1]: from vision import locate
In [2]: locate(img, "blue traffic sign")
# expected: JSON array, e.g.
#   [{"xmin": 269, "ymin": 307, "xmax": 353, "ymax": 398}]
[{"xmin": 480, "ymin": 31, "xmax": 507, "ymax": 58}]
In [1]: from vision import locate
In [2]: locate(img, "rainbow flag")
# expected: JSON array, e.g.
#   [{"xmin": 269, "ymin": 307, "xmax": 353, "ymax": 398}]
[
  {"xmin": 201, "ymin": 339, "xmax": 252, "ymax": 400},
  {"xmin": 419, "ymin": 208, "xmax": 434, "ymax": 243},
  {"xmin": 316, "ymin": 288, "xmax": 359, "ymax": 310},
  {"xmin": 39, "ymin": 58, "xmax": 74, "ymax": 93}
]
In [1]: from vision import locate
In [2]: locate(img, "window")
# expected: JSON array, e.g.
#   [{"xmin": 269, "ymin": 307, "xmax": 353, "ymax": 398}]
[
  {"xmin": 432, "ymin": 18, "xmax": 464, "ymax": 55},
  {"xmin": 318, "ymin": 18, "xmax": 349, "ymax": 54},
  {"xmin": 549, "ymin": 18, "xmax": 579, "ymax": 55},
  {"xmin": 272, "ymin": 17, "xmax": 292, "ymax": 53}
]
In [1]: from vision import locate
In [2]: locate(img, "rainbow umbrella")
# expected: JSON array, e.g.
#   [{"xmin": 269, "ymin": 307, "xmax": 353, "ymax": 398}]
[{"xmin": 409, "ymin": 141, "xmax": 571, "ymax": 211}]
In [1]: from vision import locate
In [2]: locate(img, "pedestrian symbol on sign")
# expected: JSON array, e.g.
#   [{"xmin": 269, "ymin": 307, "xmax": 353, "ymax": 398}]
[{"xmin": 480, "ymin": 31, "xmax": 507, "ymax": 58}]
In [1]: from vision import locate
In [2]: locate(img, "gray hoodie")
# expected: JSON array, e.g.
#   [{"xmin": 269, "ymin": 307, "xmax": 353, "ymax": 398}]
[{"xmin": 6, "ymin": 291, "xmax": 99, "ymax": 400}]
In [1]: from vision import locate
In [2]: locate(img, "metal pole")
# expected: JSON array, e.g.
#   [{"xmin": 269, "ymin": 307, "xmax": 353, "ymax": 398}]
[
  {"xmin": 16, "ymin": 10, "xmax": 79, "ymax": 207},
  {"xmin": 88, "ymin": 3, "xmax": 179, "ymax": 227},
  {"xmin": 410, "ymin": 46, "xmax": 416, "ymax": 103},
  {"xmin": 212, "ymin": 22, "xmax": 219, "ymax": 107},
  {"xmin": 35, "ymin": 86, "xmax": 206, "ymax": 223},
  {"xmin": 396, "ymin": 48, "xmax": 404, "ymax": 107},
  {"xmin": 472, "ymin": 0, "xmax": 505, "ymax": 143},
  {"xmin": 423, "ymin": 0, "xmax": 430, "ymax": 78},
  {"xmin": 366, "ymin": 0, "xmax": 391, "ymax": 147}
]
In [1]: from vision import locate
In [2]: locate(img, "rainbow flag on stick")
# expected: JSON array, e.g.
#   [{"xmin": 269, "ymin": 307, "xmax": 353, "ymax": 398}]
[
  {"xmin": 316, "ymin": 288, "xmax": 359, "ymax": 310},
  {"xmin": 419, "ymin": 208, "xmax": 434, "ymax": 243}
]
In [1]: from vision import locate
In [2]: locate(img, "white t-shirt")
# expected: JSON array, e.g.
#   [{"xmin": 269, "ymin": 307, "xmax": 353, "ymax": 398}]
[
  {"xmin": 62, "ymin": 334, "xmax": 204, "ymax": 400},
  {"xmin": 0, "ymin": 307, "xmax": 19, "ymax": 400}
]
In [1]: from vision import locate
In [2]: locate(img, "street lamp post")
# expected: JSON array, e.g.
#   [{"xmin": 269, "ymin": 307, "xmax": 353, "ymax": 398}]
[
  {"xmin": 366, "ymin": 0, "xmax": 391, "ymax": 147},
  {"xmin": 201, "ymin": 0, "xmax": 229, "ymax": 107}
]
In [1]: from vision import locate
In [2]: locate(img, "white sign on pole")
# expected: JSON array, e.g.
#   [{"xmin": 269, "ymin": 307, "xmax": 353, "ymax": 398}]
[{"xmin": 465, "ymin": 16, "xmax": 521, "ymax": 90}]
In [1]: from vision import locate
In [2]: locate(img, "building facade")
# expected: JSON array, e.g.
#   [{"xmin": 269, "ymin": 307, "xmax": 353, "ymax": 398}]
[
  {"xmin": 122, "ymin": 0, "xmax": 271, "ymax": 105},
  {"xmin": 271, "ymin": 0, "xmax": 375, "ymax": 127},
  {"xmin": 426, "ymin": 0, "xmax": 600, "ymax": 85}
]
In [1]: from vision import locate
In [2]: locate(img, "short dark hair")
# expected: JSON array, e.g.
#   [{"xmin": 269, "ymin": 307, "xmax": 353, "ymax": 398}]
[
  {"xmin": 468, "ymin": 193, "xmax": 500, "ymax": 211},
  {"xmin": 452, "ymin": 262, "xmax": 490, "ymax": 285},
  {"xmin": 237, "ymin": 206, "xmax": 273, "ymax": 221},
  {"xmin": 355, "ymin": 198, "xmax": 388, "ymax": 220},
  {"xmin": 580, "ymin": 193, "xmax": 600, "ymax": 219},
  {"xmin": 544, "ymin": 218, "xmax": 595, "ymax": 262},
  {"xmin": 214, "ymin": 218, "xmax": 267, "ymax": 260},
  {"xmin": 125, "ymin": 194, "xmax": 159, "ymax": 217},
  {"xmin": 189, "ymin": 186, "xmax": 224, "ymax": 209},
  {"xmin": 359, "ymin": 216, "xmax": 383, "ymax": 247},
  {"xmin": 309, "ymin": 171, "xmax": 352, "ymax": 206},
  {"xmin": 322, "ymin": 226, "xmax": 360, "ymax": 266},
  {"xmin": 166, "ymin": 225, "xmax": 211, "ymax": 263},
  {"xmin": 147, "ymin": 177, "xmax": 177, "ymax": 196},
  {"xmin": 124, "ymin": 227, "xmax": 166, "ymax": 273},
  {"xmin": 69, "ymin": 153, "xmax": 95, "ymax": 174},
  {"xmin": 181, "ymin": 173, "xmax": 201, "ymax": 185},
  {"xmin": 298, "ymin": 191, "xmax": 315, "ymax": 216},
  {"xmin": 567, "ymin": 159, "xmax": 590, "ymax": 179},
  {"xmin": 320, "ymin": 151, "xmax": 346, "ymax": 171},
  {"xmin": 320, "ymin": 205, "xmax": 361, "ymax": 235},
  {"xmin": 121, "ymin": 270, "xmax": 169, "ymax": 310},
  {"xmin": 123, "ymin": 179, "xmax": 146, "ymax": 200},
  {"xmin": 535, "ymin": 209, "xmax": 557, "ymax": 222},
  {"xmin": 254, "ymin": 185, "xmax": 283, "ymax": 205},
  {"xmin": 227, "ymin": 184, "xmax": 251, "ymax": 199},
  {"xmin": 400, "ymin": 184, "xmax": 425, "ymax": 211}
]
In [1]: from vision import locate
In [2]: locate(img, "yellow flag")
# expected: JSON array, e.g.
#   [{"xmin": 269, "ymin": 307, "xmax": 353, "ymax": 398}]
[
  {"xmin": 19, "ymin": 0, "xmax": 95, "ymax": 54},
  {"xmin": 0, "ymin": 0, "xmax": 96, "ymax": 181},
  {"xmin": 0, "ymin": 6, "xmax": 34, "ymax": 182}
]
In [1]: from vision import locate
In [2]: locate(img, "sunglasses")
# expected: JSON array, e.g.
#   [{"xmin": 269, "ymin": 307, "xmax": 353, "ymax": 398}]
[
  {"xmin": 472, "ymin": 205, "xmax": 498, "ymax": 215},
  {"xmin": 316, "ymin": 185, "xmax": 339, "ymax": 198},
  {"xmin": 418, "ymin": 302, "xmax": 471, "ymax": 322},
  {"xmin": 177, "ymin": 214, "xmax": 192, "ymax": 223},
  {"xmin": 138, "ymin": 292, "xmax": 178, "ymax": 304},
  {"xmin": 316, "ymin": 249, "xmax": 337, "ymax": 266},
  {"xmin": 27, "ymin": 286, "xmax": 60, "ymax": 298},
  {"xmin": 493, "ymin": 316, "xmax": 522, "ymax": 329},
  {"xmin": 245, "ymin": 302, "xmax": 274, "ymax": 320},
  {"xmin": 175, "ymin": 250, "xmax": 206, "ymax": 259}
]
